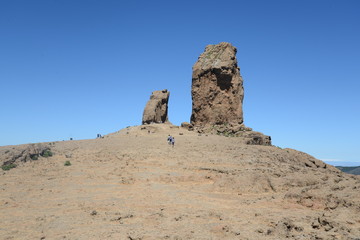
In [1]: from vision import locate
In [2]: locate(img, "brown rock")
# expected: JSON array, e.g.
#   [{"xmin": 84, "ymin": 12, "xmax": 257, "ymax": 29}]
[
  {"xmin": 142, "ymin": 89, "xmax": 170, "ymax": 124},
  {"xmin": 242, "ymin": 131, "xmax": 272, "ymax": 146},
  {"xmin": 190, "ymin": 43, "xmax": 272, "ymax": 145},
  {"xmin": 191, "ymin": 42, "xmax": 244, "ymax": 129},
  {"xmin": 1, "ymin": 143, "xmax": 51, "ymax": 166},
  {"xmin": 181, "ymin": 122, "xmax": 194, "ymax": 131}
]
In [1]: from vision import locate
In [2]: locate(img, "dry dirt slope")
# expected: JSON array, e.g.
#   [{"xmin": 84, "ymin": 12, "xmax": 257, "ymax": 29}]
[{"xmin": 1, "ymin": 124, "xmax": 360, "ymax": 240}]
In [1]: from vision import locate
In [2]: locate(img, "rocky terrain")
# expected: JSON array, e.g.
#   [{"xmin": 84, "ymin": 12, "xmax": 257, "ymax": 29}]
[
  {"xmin": 1, "ymin": 124, "xmax": 360, "ymax": 240},
  {"xmin": 1, "ymin": 42, "xmax": 359, "ymax": 239}
]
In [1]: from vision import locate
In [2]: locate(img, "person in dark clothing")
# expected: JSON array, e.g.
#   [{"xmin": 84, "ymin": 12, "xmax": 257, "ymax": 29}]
[
  {"xmin": 167, "ymin": 135, "xmax": 172, "ymax": 145},
  {"xmin": 171, "ymin": 137, "xmax": 175, "ymax": 147}
]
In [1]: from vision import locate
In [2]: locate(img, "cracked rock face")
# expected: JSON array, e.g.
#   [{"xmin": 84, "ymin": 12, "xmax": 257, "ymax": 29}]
[
  {"xmin": 142, "ymin": 89, "xmax": 170, "ymax": 124},
  {"xmin": 190, "ymin": 42, "xmax": 244, "ymax": 129}
]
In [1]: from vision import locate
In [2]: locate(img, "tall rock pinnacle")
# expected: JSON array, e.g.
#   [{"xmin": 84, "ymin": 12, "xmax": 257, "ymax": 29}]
[
  {"xmin": 191, "ymin": 42, "xmax": 244, "ymax": 130},
  {"xmin": 142, "ymin": 89, "xmax": 170, "ymax": 124}
]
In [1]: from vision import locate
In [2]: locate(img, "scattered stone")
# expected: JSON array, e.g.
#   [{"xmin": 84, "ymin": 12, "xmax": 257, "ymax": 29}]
[
  {"xmin": 311, "ymin": 220, "xmax": 320, "ymax": 229},
  {"xmin": 111, "ymin": 213, "xmax": 134, "ymax": 223},
  {"xmin": 267, "ymin": 218, "xmax": 303, "ymax": 238},
  {"xmin": 243, "ymin": 131, "xmax": 272, "ymax": 146},
  {"xmin": 181, "ymin": 122, "xmax": 194, "ymax": 131}
]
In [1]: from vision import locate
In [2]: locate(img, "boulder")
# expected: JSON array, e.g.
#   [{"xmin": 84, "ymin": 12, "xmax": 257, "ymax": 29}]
[
  {"xmin": 242, "ymin": 131, "xmax": 272, "ymax": 146},
  {"xmin": 191, "ymin": 42, "xmax": 244, "ymax": 130},
  {"xmin": 142, "ymin": 89, "xmax": 170, "ymax": 124},
  {"xmin": 181, "ymin": 122, "xmax": 194, "ymax": 131}
]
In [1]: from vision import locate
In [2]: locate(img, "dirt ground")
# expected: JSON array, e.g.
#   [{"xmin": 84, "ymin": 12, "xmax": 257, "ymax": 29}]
[{"xmin": 1, "ymin": 124, "xmax": 360, "ymax": 239}]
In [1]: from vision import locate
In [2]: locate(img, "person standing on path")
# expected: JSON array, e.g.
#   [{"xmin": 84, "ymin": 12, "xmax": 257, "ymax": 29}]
[
  {"xmin": 167, "ymin": 135, "xmax": 172, "ymax": 145},
  {"xmin": 171, "ymin": 137, "xmax": 175, "ymax": 148}
]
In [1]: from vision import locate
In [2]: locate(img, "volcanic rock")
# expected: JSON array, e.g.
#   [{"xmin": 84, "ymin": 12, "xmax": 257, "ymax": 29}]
[
  {"xmin": 243, "ymin": 131, "xmax": 272, "ymax": 146},
  {"xmin": 1, "ymin": 143, "xmax": 51, "ymax": 166},
  {"xmin": 190, "ymin": 42, "xmax": 271, "ymax": 145},
  {"xmin": 142, "ymin": 89, "xmax": 170, "ymax": 124},
  {"xmin": 180, "ymin": 122, "xmax": 194, "ymax": 131},
  {"xmin": 191, "ymin": 42, "xmax": 244, "ymax": 130}
]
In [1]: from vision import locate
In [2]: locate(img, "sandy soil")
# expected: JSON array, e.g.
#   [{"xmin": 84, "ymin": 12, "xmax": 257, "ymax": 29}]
[{"xmin": 1, "ymin": 124, "xmax": 360, "ymax": 239}]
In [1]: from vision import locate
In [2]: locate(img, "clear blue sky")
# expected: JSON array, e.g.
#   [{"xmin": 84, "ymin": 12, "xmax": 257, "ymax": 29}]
[{"xmin": 1, "ymin": 0, "xmax": 359, "ymax": 166}]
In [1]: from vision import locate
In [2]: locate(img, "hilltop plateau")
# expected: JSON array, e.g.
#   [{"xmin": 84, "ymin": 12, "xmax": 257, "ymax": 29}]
[{"xmin": 1, "ymin": 124, "xmax": 359, "ymax": 240}]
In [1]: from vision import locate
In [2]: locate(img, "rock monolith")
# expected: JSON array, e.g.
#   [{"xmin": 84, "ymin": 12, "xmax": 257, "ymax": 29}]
[
  {"xmin": 190, "ymin": 42, "xmax": 271, "ymax": 145},
  {"xmin": 142, "ymin": 89, "xmax": 170, "ymax": 124},
  {"xmin": 190, "ymin": 42, "xmax": 244, "ymax": 131}
]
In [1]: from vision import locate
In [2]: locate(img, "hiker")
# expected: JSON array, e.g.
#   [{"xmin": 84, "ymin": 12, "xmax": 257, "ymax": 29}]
[
  {"xmin": 167, "ymin": 135, "xmax": 172, "ymax": 145},
  {"xmin": 171, "ymin": 137, "xmax": 175, "ymax": 147}
]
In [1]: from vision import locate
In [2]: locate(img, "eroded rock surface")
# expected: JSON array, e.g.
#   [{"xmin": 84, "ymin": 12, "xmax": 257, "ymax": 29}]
[
  {"xmin": 142, "ymin": 89, "xmax": 170, "ymax": 124},
  {"xmin": 243, "ymin": 131, "xmax": 272, "ymax": 146},
  {"xmin": 190, "ymin": 43, "xmax": 271, "ymax": 145},
  {"xmin": 191, "ymin": 42, "xmax": 244, "ymax": 130},
  {"xmin": 1, "ymin": 143, "xmax": 51, "ymax": 166}
]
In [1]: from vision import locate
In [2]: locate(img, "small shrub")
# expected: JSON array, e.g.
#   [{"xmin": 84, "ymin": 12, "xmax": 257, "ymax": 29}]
[
  {"xmin": 42, "ymin": 150, "xmax": 53, "ymax": 158},
  {"xmin": 64, "ymin": 161, "xmax": 71, "ymax": 166},
  {"xmin": 30, "ymin": 154, "xmax": 39, "ymax": 160},
  {"xmin": 2, "ymin": 163, "xmax": 17, "ymax": 171}
]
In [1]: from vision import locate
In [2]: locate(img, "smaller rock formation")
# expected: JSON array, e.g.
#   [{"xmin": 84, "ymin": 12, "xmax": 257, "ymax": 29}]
[{"xmin": 142, "ymin": 89, "xmax": 170, "ymax": 124}]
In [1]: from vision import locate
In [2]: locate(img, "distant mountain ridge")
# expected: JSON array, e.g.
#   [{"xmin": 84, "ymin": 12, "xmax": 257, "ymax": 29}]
[{"xmin": 336, "ymin": 166, "xmax": 360, "ymax": 175}]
